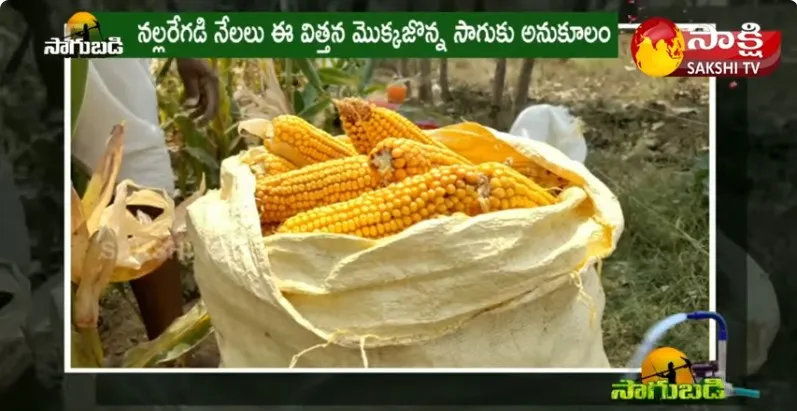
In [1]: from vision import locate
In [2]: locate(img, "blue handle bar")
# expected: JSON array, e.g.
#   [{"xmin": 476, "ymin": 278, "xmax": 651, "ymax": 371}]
[{"xmin": 732, "ymin": 387, "xmax": 760, "ymax": 398}]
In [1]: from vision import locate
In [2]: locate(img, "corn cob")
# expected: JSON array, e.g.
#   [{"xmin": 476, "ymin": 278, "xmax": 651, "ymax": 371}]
[
  {"xmin": 255, "ymin": 140, "xmax": 474, "ymax": 222},
  {"xmin": 261, "ymin": 222, "xmax": 280, "ymax": 236},
  {"xmin": 334, "ymin": 97, "xmax": 449, "ymax": 154},
  {"xmin": 503, "ymin": 157, "xmax": 569, "ymax": 191},
  {"xmin": 241, "ymin": 147, "xmax": 297, "ymax": 177},
  {"xmin": 276, "ymin": 162, "xmax": 556, "ymax": 238},
  {"xmin": 271, "ymin": 115, "xmax": 357, "ymax": 164},
  {"xmin": 336, "ymin": 135, "xmax": 356, "ymax": 151},
  {"xmin": 369, "ymin": 138, "xmax": 471, "ymax": 185},
  {"xmin": 255, "ymin": 155, "xmax": 380, "ymax": 223}
]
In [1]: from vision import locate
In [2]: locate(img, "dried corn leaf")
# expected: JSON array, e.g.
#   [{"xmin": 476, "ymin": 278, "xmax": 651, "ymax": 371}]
[
  {"xmin": 71, "ymin": 185, "xmax": 86, "ymax": 232},
  {"xmin": 236, "ymin": 59, "xmax": 291, "ymax": 121},
  {"xmin": 74, "ymin": 226, "xmax": 117, "ymax": 328},
  {"xmin": 82, "ymin": 124, "xmax": 125, "ymax": 233},
  {"xmin": 238, "ymin": 118, "xmax": 273, "ymax": 141},
  {"xmin": 71, "ymin": 185, "xmax": 90, "ymax": 283},
  {"xmin": 238, "ymin": 118, "xmax": 312, "ymax": 167},
  {"xmin": 262, "ymin": 58, "xmax": 292, "ymax": 116},
  {"xmin": 122, "ymin": 301, "xmax": 213, "ymax": 368}
]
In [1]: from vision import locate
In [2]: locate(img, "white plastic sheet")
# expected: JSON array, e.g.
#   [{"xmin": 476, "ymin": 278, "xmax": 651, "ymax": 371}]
[{"xmin": 505, "ymin": 104, "xmax": 588, "ymax": 164}]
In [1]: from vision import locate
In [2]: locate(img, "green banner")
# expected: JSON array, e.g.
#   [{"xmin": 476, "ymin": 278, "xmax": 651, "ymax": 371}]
[{"xmin": 79, "ymin": 12, "xmax": 618, "ymax": 58}]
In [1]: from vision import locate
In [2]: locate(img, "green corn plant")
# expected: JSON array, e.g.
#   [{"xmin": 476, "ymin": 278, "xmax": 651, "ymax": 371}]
[
  {"xmin": 122, "ymin": 301, "xmax": 213, "ymax": 367},
  {"xmin": 231, "ymin": 58, "xmax": 386, "ymax": 136},
  {"xmin": 283, "ymin": 58, "xmax": 386, "ymax": 131},
  {"xmin": 71, "ymin": 59, "xmax": 88, "ymax": 135}
]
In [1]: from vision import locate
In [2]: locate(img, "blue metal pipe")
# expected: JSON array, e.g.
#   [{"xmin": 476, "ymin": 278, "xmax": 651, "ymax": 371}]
[{"xmin": 686, "ymin": 311, "xmax": 728, "ymax": 340}]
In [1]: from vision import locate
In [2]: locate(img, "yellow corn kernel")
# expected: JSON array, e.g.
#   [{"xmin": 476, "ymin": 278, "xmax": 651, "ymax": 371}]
[
  {"xmin": 277, "ymin": 162, "xmax": 556, "ymax": 238},
  {"xmin": 503, "ymin": 157, "xmax": 569, "ymax": 191},
  {"xmin": 242, "ymin": 147, "xmax": 297, "ymax": 177},
  {"xmin": 336, "ymin": 135, "xmax": 356, "ymax": 151},
  {"xmin": 334, "ymin": 98, "xmax": 449, "ymax": 154},
  {"xmin": 255, "ymin": 155, "xmax": 381, "ymax": 223},
  {"xmin": 271, "ymin": 115, "xmax": 357, "ymax": 164},
  {"xmin": 368, "ymin": 138, "xmax": 471, "ymax": 185}
]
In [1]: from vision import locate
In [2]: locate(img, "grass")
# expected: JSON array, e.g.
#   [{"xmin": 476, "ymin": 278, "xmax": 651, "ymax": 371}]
[{"xmin": 593, "ymin": 154, "xmax": 709, "ymax": 365}]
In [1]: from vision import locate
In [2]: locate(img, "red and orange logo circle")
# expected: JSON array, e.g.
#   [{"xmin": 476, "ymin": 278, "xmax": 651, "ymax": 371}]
[{"xmin": 630, "ymin": 18, "xmax": 686, "ymax": 77}]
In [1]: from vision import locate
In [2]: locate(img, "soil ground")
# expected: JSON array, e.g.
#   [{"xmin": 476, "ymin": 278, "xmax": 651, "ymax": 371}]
[{"xmin": 98, "ymin": 34, "xmax": 710, "ymax": 367}]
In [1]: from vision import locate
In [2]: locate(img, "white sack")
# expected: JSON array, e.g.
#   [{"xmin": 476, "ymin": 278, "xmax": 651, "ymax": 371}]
[{"xmin": 187, "ymin": 133, "xmax": 623, "ymax": 368}]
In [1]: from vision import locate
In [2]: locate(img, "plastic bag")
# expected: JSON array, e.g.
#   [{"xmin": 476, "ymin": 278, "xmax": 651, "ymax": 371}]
[
  {"xmin": 187, "ymin": 128, "xmax": 623, "ymax": 367},
  {"xmin": 507, "ymin": 104, "xmax": 587, "ymax": 164}
]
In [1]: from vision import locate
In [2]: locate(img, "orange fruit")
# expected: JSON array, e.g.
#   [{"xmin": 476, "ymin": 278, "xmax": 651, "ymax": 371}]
[{"xmin": 386, "ymin": 84, "xmax": 408, "ymax": 104}]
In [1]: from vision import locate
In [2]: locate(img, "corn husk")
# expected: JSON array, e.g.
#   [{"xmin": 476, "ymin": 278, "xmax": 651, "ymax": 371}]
[
  {"xmin": 71, "ymin": 186, "xmax": 90, "ymax": 282},
  {"xmin": 71, "ymin": 123, "xmax": 207, "ymax": 284},
  {"xmin": 81, "ymin": 124, "xmax": 125, "ymax": 234},
  {"xmin": 427, "ymin": 122, "xmax": 581, "ymax": 185}
]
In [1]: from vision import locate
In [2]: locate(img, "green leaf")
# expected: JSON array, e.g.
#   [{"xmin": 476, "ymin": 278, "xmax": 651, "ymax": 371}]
[
  {"xmin": 294, "ymin": 59, "xmax": 323, "ymax": 92},
  {"xmin": 317, "ymin": 67, "xmax": 360, "ymax": 88},
  {"xmin": 227, "ymin": 134, "xmax": 245, "ymax": 152},
  {"xmin": 71, "ymin": 59, "xmax": 89, "ymax": 135},
  {"xmin": 183, "ymin": 146, "xmax": 219, "ymax": 170},
  {"xmin": 173, "ymin": 115, "xmax": 211, "ymax": 150},
  {"xmin": 292, "ymin": 89, "xmax": 305, "ymax": 114},
  {"xmin": 122, "ymin": 301, "xmax": 213, "ymax": 367},
  {"xmin": 361, "ymin": 83, "xmax": 387, "ymax": 96},
  {"xmin": 299, "ymin": 96, "xmax": 332, "ymax": 121},
  {"xmin": 301, "ymin": 85, "xmax": 319, "ymax": 107},
  {"xmin": 359, "ymin": 59, "xmax": 375, "ymax": 93}
]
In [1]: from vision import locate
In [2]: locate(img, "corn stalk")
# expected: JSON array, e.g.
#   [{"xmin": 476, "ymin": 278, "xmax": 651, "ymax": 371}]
[
  {"xmin": 418, "ymin": 59, "xmax": 433, "ymax": 103},
  {"xmin": 438, "ymin": 59, "xmax": 451, "ymax": 102},
  {"xmin": 513, "ymin": 59, "xmax": 535, "ymax": 116},
  {"xmin": 490, "ymin": 58, "xmax": 507, "ymax": 125}
]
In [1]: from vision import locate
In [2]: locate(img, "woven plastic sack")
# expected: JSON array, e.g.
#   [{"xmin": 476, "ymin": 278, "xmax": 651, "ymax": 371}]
[{"xmin": 187, "ymin": 128, "xmax": 624, "ymax": 368}]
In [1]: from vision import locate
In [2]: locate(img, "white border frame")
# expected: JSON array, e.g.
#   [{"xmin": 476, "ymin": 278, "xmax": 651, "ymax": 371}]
[{"xmin": 64, "ymin": 22, "xmax": 717, "ymax": 374}]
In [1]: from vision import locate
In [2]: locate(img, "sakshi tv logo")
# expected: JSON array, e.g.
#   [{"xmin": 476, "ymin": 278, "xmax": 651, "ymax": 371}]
[
  {"xmin": 630, "ymin": 17, "xmax": 781, "ymax": 78},
  {"xmin": 43, "ymin": 11, "xmax": 124, "ymax": 57}
]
